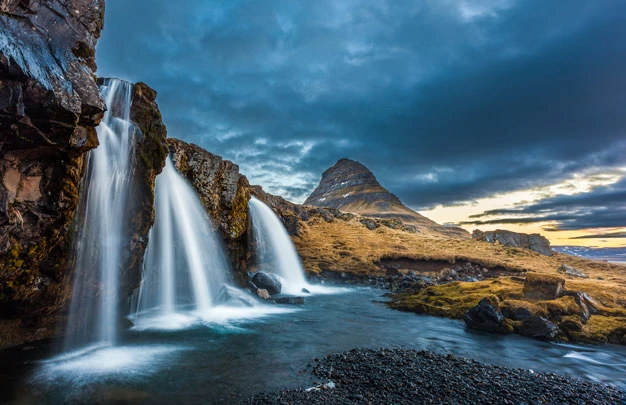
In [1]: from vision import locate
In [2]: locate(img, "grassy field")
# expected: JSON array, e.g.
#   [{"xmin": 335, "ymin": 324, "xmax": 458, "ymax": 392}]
[{"xmin": 293, "ymin": 213, "xmax": 626, "ymax": 344}]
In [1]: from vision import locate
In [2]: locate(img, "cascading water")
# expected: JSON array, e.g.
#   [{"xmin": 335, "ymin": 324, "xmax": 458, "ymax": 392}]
[
  {"xmin": 248, "ymin": 196, "xmax": 313, "ymax": 295},
  {"xmin": 63, "ymin": 78, "xmax": 136, "ymax": 351},
  {"xmin": 133, "ymin": 156, "xmax": 241, "ymax": 329}
]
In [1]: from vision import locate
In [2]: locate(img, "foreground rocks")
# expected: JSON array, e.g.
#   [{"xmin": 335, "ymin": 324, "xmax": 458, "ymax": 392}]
[
  {"xmin": 463, "ymin": 298, "xmax": 509, "ymax": 333},
  {"xmin": 246, "ymin": 348, "xmax": 625, "ymax": 404}
]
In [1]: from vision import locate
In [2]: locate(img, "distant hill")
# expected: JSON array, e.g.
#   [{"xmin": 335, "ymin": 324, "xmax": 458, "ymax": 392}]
[
  {"xmin": 552, "ymin": 246, "xmax": 626, "ymax": 263},
  {"xmin": 304, "ymin": 158, "xmax": 468, "ymax": 238}
]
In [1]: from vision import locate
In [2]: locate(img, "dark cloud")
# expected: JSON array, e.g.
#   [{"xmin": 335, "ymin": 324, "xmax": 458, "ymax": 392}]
[
  {"xmin": 97, "ymin": 0, "xmax": 626, "ymax": 211},
  {"xmin": 461, "ymin": 177, "xmax": 626, "ymax": 230},
  {"xmin": 570, "ymin": 232, "xmax": 626, "ymax": 240}
]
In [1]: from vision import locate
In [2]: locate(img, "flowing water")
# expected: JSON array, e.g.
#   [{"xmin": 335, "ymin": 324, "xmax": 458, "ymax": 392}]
[
  {"xmin": 248, "ymin": 196, "xmax": 335, "ymax": 295},
  {"xmin": 132, "ymin": 156, "xmax": 236, "ymax": 330},
  {"xmin": 2, "ymin": 288, "xmax": 626, "ymax": 404},
  {"xmin": 63, "ymin": 78, "xmax": 137, "ymax": 351}
]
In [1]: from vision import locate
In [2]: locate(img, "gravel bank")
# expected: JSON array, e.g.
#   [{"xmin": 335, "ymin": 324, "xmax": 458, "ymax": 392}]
[{"xmin": 246, "ymin": 348, "xmax": 626, "ymax": 404}]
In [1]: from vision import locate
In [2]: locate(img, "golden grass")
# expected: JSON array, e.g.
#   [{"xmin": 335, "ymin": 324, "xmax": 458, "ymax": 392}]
[{"xmin": 294, "ymin": 214, "xmax": 626, "ymax": 343}]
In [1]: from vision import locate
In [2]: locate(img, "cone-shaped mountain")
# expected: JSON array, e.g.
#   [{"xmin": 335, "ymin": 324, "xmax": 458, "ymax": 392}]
[{"xmin": 305, "ymin": 158, "xmax": 468, "ymax": 238}]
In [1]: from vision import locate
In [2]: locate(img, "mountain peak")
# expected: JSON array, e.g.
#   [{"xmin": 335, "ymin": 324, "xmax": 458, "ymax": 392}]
[
  {"xmin": 305, "ymin": 158, "xmax": 398, "ymax": 207},
  {"xmin": 305, "ymin": 159, "xmax": 469, "ymax": 238}
]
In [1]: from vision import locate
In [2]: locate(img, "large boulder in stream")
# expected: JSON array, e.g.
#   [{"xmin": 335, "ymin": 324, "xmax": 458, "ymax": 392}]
[
  {"xmin": 463, "ymin": 298, "xmax": 509, "ymax": 333},
  {"xmin": 519, "ymin": 316, "xmax": 561, "ymax": 341},
  {"xmin": 251, "ymin": 272, "xmax": 282, "ymax": 295},
  {"xmin": 0, "ymin": 0, "xmax": 106, "ymax": 348},
  {"xmin": 217, "ymin": 285, "xmax": 257, "ymax": 307}
]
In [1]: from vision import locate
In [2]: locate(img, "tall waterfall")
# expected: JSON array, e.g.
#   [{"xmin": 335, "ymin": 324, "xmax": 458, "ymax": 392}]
[
  {"xmin": 248, "ymin": 197, "xmax": 310, "ymax": 295},
  {"xmin": 63, "ymin": 79, "xmax": 137, "ymax": 351},
  {"xmin": 133, "ymin": 156, "xmax": 234, "ymax": 328}
]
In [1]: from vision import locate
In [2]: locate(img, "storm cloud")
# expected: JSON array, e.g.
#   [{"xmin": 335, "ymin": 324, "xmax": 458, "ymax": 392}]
[
  {"xmin": 96, "ymin": 0, "xmax": 626, "ymax": 212},
  {"xmin": 462, "ymin": 177, "xmax": 626, "ymax": 230}
]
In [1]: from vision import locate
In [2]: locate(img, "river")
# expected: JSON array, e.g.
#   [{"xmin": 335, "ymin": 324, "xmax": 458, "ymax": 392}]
[{"xmin": 2, "ymin": 287, "xmax": 625, "ymax": 403}]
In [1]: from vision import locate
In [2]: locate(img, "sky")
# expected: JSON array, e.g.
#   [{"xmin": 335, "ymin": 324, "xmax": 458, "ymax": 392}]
[{"xmin": 96, "ymin": 0, "xmax": 626, "ymax": 247}]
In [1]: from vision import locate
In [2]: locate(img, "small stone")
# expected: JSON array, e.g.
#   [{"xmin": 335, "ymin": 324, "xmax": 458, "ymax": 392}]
[{"xmin": 257, "ymin": 289, "xmax": 270, "ymax": 299}]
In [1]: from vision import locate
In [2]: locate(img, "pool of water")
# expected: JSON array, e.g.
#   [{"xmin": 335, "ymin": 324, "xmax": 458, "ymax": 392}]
[{"xmin": 3, "ymin": 287, "xmax": 626, "ymax": 404}]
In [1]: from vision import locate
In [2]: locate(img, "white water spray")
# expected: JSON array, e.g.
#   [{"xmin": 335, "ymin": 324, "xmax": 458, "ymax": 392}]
[
  {"xmin": 63, "ymin": 79, "xmax": 136, "ymax": 351},
  {"xmin": 248, "ymin": 197, "xmax": 313, "ymax": 295},
  {"xmin": 133, "ymin": 157, "xmax": 236, "ymax": 328}
]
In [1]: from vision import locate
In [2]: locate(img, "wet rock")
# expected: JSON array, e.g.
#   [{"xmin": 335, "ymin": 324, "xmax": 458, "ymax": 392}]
[
  {"xmin": 251, "ymin": 272, "xmax": 282, "ymax": 295},
  {"xmin": 523, "ymin": 274, "xmax": 565, "ymax": 300},
  {"xmin": 217, "ymin": 285, "xmax": 256, "ymax": 307},
  {"xmin": 301, "ymin": 288, "xmax": 311, "ymax": 294},
  {"xmin": 270, "ymin": 296, "xmax": 305, "ymax": 305},
  {"xmin": 519, "ymin": 316, "xmax": 561, "ymax": 341},
  {"xmin": 463, "ymin": 298, "xmax": 508, "ymax": 333},
  {"xmin": 558, "ymin": 264, "xmax": 588, "ymax": 278}
]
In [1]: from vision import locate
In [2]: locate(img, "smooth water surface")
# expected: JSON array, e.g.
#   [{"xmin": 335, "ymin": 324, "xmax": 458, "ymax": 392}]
[{"xmin": 3, "ymin": 288, "xmax": 626, "ymax": 404}]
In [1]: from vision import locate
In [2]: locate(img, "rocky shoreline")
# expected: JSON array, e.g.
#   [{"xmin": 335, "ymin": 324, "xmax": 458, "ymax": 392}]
[{"xmin": 246, "ymin": 348, "xmax": 626, "ymax": 404}]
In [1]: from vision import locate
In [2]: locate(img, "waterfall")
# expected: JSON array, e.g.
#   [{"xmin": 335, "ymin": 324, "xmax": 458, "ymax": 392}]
[
  {"xmin": 133, "ymin": 156, "xmax": 236, "ymax": 328},
  {"xmin": 248, "ymin": 196, "xmax": 310, "ymax": 295},
  {"xmin": 63, "ymin": 78, "xmax": 137, "ymax": 351}
]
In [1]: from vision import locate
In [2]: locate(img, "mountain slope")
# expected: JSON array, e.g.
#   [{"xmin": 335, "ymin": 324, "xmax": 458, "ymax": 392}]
[{"xmin": 305, "ymin": 158, "xmax": 468, "ymax": 238}]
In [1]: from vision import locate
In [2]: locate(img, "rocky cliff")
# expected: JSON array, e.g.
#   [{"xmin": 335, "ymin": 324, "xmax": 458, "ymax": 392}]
[
  {"xmin": 0, "ymin": 0, "xmax": 106, "ymax": 347},
  {"xmin": 117, "ymin": 81, "xmax": 168, "ymax": 308},
  {"xmin": 168, "ymin": 139, "xmax": 252, "ymax": 280},
  {"xmin": 305, "ymin": 158, "xmax": 468, "ymax": 239},
  {"xmin": 472, "ymin": 229, "xmax": 552, "ymax": 256},
  {"xmin": 167, "ymin": 139, "xmax": 311, "ymax": 281}
]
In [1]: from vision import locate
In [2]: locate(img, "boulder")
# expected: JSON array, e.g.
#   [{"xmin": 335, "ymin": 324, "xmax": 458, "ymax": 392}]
[
  {"xmin": 463, "ymin": 298, "xmax": 508, "ymax": 333},
  {"xmin": 558, "ymin": 264, "xmax": 588, "ymax": 279},
  {"xmin": 519, "ymin": 316, "xmax": 560, "ymax": 341},
  {"xmin": 523, "ymin": 274, "xmax": 565, "ymax": 300},
  {"xmin": 563, "ymin": 291, "xmax": 599, "ymax": 324},
  {"xmin": 501, "ymin": 306, "xmax": 532, "ymax": 321},
  {"xmin": 360, "ymin": 219, "xmax": 379, "ymax": 231},
  {"xmin": 217, "ymin": 285, "xmax": 256, "ymax": 307},
  {"xmin": 251, "ymin": 272, "xmax": 282, "ymax": 295}
]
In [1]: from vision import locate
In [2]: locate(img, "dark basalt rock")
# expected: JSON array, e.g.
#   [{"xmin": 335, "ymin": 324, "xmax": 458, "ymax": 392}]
[
  {"xmin": 519, "ymin": 316, "xmax": 561, "ymax": 341},
  {"xmin": 472, "ymin": 229, "xmax": 552, "ymax": 256},
  {"xmin": 251, "ymin": 272, "xmax": 282, "ymax": 295},
  {"xmin": 270, "ymin": 296, "xmax": 305, "ymax": 305},
  {"xmin": 122, "ymin": 81, "xmax": 169, "ymax": 303},
  {"xmin": 501, "ymin": 306, "xmax": 532, "ymax": 321},
  {"xmin": 0, "ymin": 0, "xmax": 106, "ymax": 348},
  {"xmin": 463, "ymin": 298, "xmax": 508, "ymax": 333}
]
